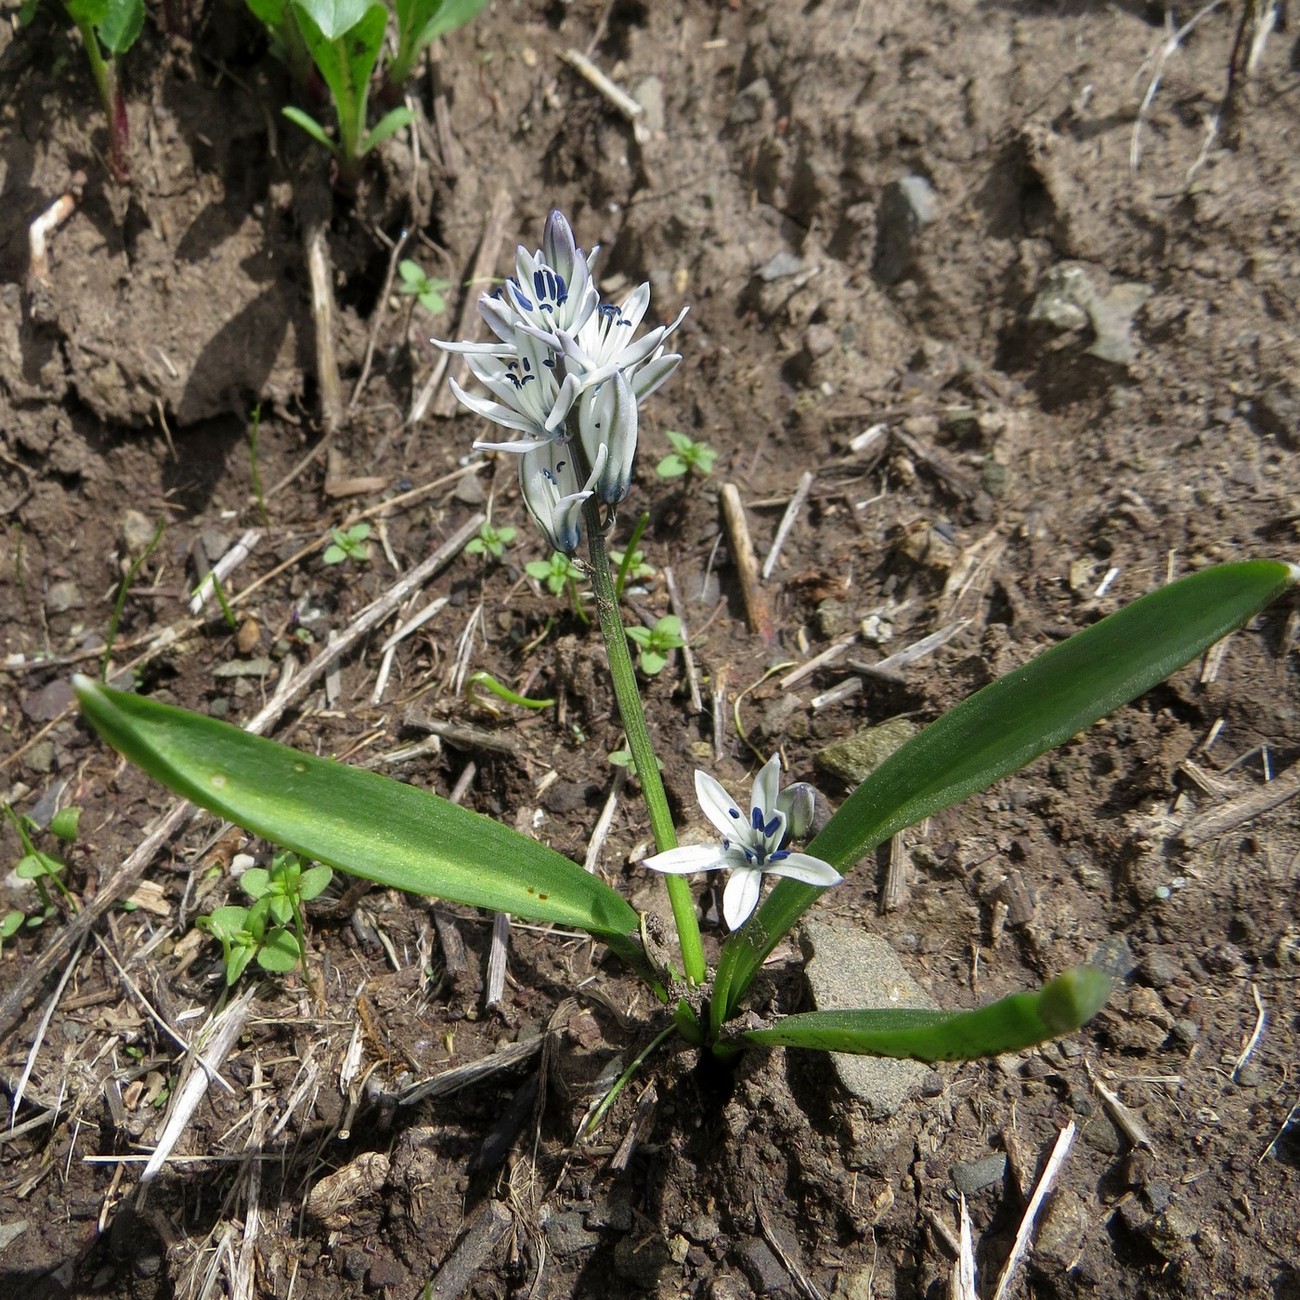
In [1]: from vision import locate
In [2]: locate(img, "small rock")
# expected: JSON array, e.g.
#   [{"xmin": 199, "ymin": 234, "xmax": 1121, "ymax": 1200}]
[
  {"xmin": 120, "ymin": 510, "xmax": 157, "ymax": 558},
  {"xmin": 235, "ymin": 618, "xmax": 261, "ymax": 655},
  {"xmin": 683, "ymin": 1214, "xmax": 721, "ymax": 1244},
  {"xmin": 1138, "ymin": 951, "xmax": 1180, "ymax": 989},
  {"xmin": 212, "ymin": 657, "xmax": 273, "ymax": 678},
  {"xmin": 452, "ymin": 473, "xmax": 486, "ymax": 506},
  {"xmin": 21, "ymin": 678, "xmax": 76, "ymax": 722},
  {"xmin": 633, "ymin": 76, "xmax": 665, "ymax": 133},
  {"xmin": 737, "ymin": 1237, "xmax": 787, "ymax": 1294},
  {"xmin": 815, "ymin": 717, "xmax": 916, "ymax": 786},
  {"xmin": 873, "ymin": 175, "xmax": 938, "ymax": 286},
  {"xmin": 757, "ymin": 250, "xmax": 804, "ymax": 282},
  {"xmin": 816, "ymin": 598, "xmax": 852, "ymax": 638},
  {"xmin": 1034, "ymin": 1186, "xmax": 1089, "ymax": 1273},
  {"xmin": 1199, "ymin": 942, "xmax": 1243, "ymax": 975},
  {"xmin": 802, "ymin": 923, "xmax": 937, "ymax": 1118},
  {"xmin": 951, "ymin": 1152, "xmax": 1007, "ymax": 1196},
  {"xmin": 26, "ymin": 741, "xmax": 56, "ymax": 775},
  {"xmin": 45, "ymin": 581, "xmax": 84, "ymax": 614},
  {"xmin": 366, "ymin": 1256, "xmax": 405, "ymax": 1289},
  {"xmin": 613, "ymin": 1230, "xmax": 671, "ymax": 1288},
  {"xmin": 543, "ymin": 1210, "xmax": 598, "ymax": 1257}
]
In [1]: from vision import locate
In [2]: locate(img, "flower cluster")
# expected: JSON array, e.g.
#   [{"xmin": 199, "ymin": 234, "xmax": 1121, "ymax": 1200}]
[
  {"xmin": 644, "ymin": 755, "xmax": 842, "ymax": 930},
  {"xmin": 437, "ymin": 211, "xmax": 686, "ymax": 554}
]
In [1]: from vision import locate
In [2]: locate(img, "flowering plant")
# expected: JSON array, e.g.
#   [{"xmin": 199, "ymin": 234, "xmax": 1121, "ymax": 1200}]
[{"xmin": 75, "ymin": 211, "xmax": 1299, "ymax": 1076}]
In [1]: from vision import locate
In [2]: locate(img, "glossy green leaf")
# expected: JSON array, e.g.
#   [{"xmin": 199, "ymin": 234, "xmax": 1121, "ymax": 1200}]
[
  {"xmin": 293, "ymin": 0, "xmax": 366, "ymax": 39},
  {"xmin": 714, "ymin": 560, "xmax": 1298, "ymax": 1029},
  {"xmin": 97, "ymin": 0, "xmax": 143, "ymax": 54},
  {"xmin": 282, "ymin": 105, "xmax": 334, "ymax": 151},
  {"xmin": 74, "ymin": 677, "xmax": 641, "ymax": 939},
  {"xmin": 741, "ymin": 967, "xmax": 1111, "ymax": 1061},
  {"xmin": 362, "ymin": 105, "xmax": 416, "ymax": 153}
]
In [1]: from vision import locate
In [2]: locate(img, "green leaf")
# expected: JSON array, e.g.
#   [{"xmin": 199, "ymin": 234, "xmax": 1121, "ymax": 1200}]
[
  {"xmin": 97, "ymin": 0, "xmax": 143, "ymax": 54},
  {"xmin": 15, "ymin": 851, "xmax": 64, "ymax": 880},
  {"xmin": 741, "ymin": 967, "xmax": 1111, "ymax": 1061},
  {"xmin": 282, "ymin": 105, "xmax": 336, "ymax": 151},
  {"xmin": 293, "ymin": 0, "xmax": 367, "ymax": 39},
  {"xmin": 74, "ymin": 677, "xmax": 641, "ymax": 938},
  {"xmin": 2, "ymin": 910, "xmax": 25, "ymax": 940},
  {"xmin": 299, "ymin": 864, "xmax": 333, "ymax": 899},
  {"xmin": 714, "ymin": 560, "xmax": 1299, "ymax": 1029},
  {"xmin": 50, "ymin": 807, "xmax": 82, "ymax": 842},
  {"xmin": 655, "ymin": 454, "xmax": 688, "ymax": 479},
  {"xmin": 257, "ymin": 927, "xmax": 302, "ymax": 971},
  {"xmin": 362, "ymin": 105, "xmax": 415, "ymax": 154},
  {"xmin": 241, "ymin": 867, "xmax": 271, "ymax": 899},
  {"xmin": 65, "ymin": 0, "xmax": 110, "ymax": 28}
]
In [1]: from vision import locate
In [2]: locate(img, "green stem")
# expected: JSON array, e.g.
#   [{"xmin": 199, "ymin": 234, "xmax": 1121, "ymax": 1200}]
[{"xmin": 579, "ymin": 496, "xmax": 706, "ymax": 987}]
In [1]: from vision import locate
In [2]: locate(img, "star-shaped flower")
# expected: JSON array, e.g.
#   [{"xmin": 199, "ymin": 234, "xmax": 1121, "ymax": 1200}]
[{"xmin": 643, "ymin": 755, "xmax": 842, "ymax": 930}]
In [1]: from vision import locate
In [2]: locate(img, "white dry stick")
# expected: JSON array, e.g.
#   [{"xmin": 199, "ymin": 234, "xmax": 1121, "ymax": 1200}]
[
  {"xmin": 762, "ymin": 470, "xmax": 815, "ymax": 581},
  {"xmin": 711, "ymin": 667, "xmax": 727, "ymax": 764},
  {"xmin": 140, "ymin": 988, "xmax": 255, "ymax": 1188},
  {"xmin": 485, "ymin": 911, "xmax": 510, "ymax": 1011},
  {"xmin": 663, "ymin": 566, "xmax": 702, "ymax": 714},
  {"xmin": 190, "ymin": 530, "xmax": 262, "ymax": 615},
  {"xmin": 880, "ymin": 830, "xmax": 909, "ymax": 914},
  {"xmin": 810, "ymin": 678, "xmax": 863, "ymax": 713},
  {"xmin": 26, "ymin": 173, "xmax": 85, "ymax": 291},
  {"xmin": 9, "ymin": 933, "xmax": 87, "ymax": 1125},
  {"xmin": 782, "ymin": 636, "xmax": 855, "ymax": 691},
  {"xmin": 373, "ymin": 594, "xmax": 450, "ymax": 703},
  {"xmin": 398, "ymin": 1036, "xmax": 545, "ymax": 1106},
  {"xmin": 584, "ymin": 764, "xmax": 628, "ymax": 874},
  {"xmin": 1232, "ymin": 984, "xmax": 1267, "ymax": 1081},
  {"xmin": 990, "ymin": 1120, "xmax": 1077, "ymax": 1300},
  {"xmin": 231, "ymin": 1058, "xmax": 266, "ymax": 1300},
  {"xmin": 951, "ymin": 1194, "xmax": 978, "ymax": 1300},
  {"xmin": 1130, "ymin": 0, "xmax": 1226, "ymax": 173},
  {"xmin": 1085, "ymin": 1061, "xmax": 1155, "ymax": 1152},
  {"xmin": 558, "ymin": 48, "xmax": 649, "ymax": 143}
]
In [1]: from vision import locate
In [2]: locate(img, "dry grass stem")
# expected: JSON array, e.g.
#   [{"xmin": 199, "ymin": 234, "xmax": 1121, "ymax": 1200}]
[
  {"xmin": 991, "ymin": 1120, "xmax": 1077, "ymax": 1300},
  {"xmin": 663, "ymin": 565, "xmax": 703, "ymax": 713},
  {"xmin": 762, "ymin": 470, "xmax": 815, "ymax": 581}
]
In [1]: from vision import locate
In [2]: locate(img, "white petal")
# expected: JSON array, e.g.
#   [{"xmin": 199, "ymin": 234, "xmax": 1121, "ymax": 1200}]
[
  {"xmin": 631, "ymin": 353, "xmax": 681, "ymax": 402},
  {"xmin": 751, "ymin": 754, "xmax": 782, "ymax": 824},
  {"xmin": 722, "ymin": 868, "xmax": 763, "ymax": 930},
  {"xmin": 765, "ymin": 852, "xmax": 843, "ymax": 888},
  {"xmin": 694, "ymin": 769, "xmax": 745, "ymax": 840},
  {"xmin": 642, "ymin": 844, "xmax": 729, "ymax": 875},
  {"xmin": 472, "ymin": 434, "xmax": 551, "ymax": 454}
]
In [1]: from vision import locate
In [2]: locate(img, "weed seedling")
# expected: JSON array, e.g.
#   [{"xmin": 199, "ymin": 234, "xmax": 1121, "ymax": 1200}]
[
  {"xmin": 465, "ymin": 520, "xmax": 517, "ymax": 561},
  {"xmin": 2, "ymin": 803, "xmax": 82, "ymax": 949},
  {"xmin": 626, "ymin": 615, "xmax": 686, "ymax": 676},
  {"xmin": 397, "ymin": 259, "xmax": 452, "ymax": 317},
  {"xmin": 656, "ymin": 430, "xmax": 717, "ymax": 480},
  {"xmin": 323, "ymin": 522, "xmax": 371, "ymax": 565},
  {"xmin": 526, "ymin": 552, "xmax": 588, "ymax": 621}
]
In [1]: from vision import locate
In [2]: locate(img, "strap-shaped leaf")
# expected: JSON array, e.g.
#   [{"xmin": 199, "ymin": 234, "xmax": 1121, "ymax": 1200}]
[
  {"xmin": 740, "ymin": 967, "xmax": 1110, "ymax": 1061},
  {"xmin": 714, "ymin": 560, "xmax": 1298, "ymax": 1030},
  {"xmin": 74, "ymin": 677, "xmax": 639, "ymax": 938}
]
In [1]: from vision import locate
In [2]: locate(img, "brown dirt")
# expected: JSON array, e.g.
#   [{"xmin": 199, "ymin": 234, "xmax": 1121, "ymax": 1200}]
[{"xmin": 2, "ymin": 1, "xmax": 1299, "ymax": 1297}]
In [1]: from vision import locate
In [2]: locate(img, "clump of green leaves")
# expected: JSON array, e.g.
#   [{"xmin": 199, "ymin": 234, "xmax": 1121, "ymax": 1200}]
[
  {"xmin": 247, "ymin": 0, "xmax": 486, "ymax": 185},
  {"xmin": 465, "ymin": 520, "xmax": 517, "ymax": 561},
  {"xmin": 626, "ymin": 615, "xmax": 686, "ymax": 676},
  {"xmin": 656, "ymin": 431, "xmax": 717, "ymax": 480},
  {"xmin": 197, "ymin": 851, "xmax": 331, "ymax": 985},
  {"xmin": 323, "ymin": 522, "xmax": 371, "ymax": 565},
  {"xmin": 398, "ymin": 259, "xmax": 452, "ymax": 317},
  {"xmin": 54, "ymin": 0, "xmax": 143, "ymax": 180},
  {"xmin": 3, "ymin": 804, "xmax": 82, "ymax": 952},
  {"xmin": 526, "ymin": 552, "xmax": 587, "ymax": 619}
]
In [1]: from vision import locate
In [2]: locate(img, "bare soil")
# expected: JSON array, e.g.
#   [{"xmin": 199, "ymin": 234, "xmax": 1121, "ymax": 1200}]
[{"xmin": 2, "ymin": 2, "xmax": 1299, "ymax": 1297}]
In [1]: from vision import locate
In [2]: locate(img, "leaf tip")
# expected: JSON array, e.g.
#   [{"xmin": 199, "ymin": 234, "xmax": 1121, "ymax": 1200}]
[{"xmin": 1039, "ymin": 965, "xmax": 1112, "ymax": 1034}]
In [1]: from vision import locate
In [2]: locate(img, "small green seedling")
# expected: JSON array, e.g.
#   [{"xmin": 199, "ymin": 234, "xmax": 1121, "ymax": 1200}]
[
  {"xmin": 626, "ymin": 615, "xmax": 686, "ymax": 676},
  {"xmin": 386, "ymin": 0, "xmax": 487, "ymax": 89},
  {"xmin": 323, "ymin": 522, "xmax": 371, "ymax": 565},
  {"xmin": 2, "ymin": 803, "xmax": 82, "ymax": 950},
  {"xmin": 656, "ymin": 430, "xmax": 717, "ymax": 480},
  {"xmin": 526, "ymin": 552, "xmax": 587, "ymax": 620},
  {"xmin": 611, "ymin": 546, "xmax": 655, "ymax": 587},
  {"xmin": 398, "ymin": 259, "xmax": 453, "ymax": 317},
  {"xmin": 465, "ymin": 519, "xmax": 517, "ymax": 560},
  {"xmin": 197, "ymin": 851, "xmax": 331, "ymax": 985},
  {"xmin": 281, "ymin": 0, "xmax": 415, "ymax": 186}
]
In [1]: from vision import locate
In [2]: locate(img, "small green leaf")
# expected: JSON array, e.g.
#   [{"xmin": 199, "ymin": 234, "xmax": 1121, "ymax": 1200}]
[
  {"xmin": 282, "ymin": 105, "xmax": 336, "ymax": 152},
  {"xmin": 50, "ymin": 807, "xmax": 82, "ymax": 842},
  {"xmin": 16, "ymin": 851, "xmax": 64, "ymax": 880},
  {"xmin": 97, "ymin": 0, "xmax": 144, "ymax": 54},
  {"xmin": 741, "ymin": 967, "xmax": 1111, "ymax": 1061},
  {"xmin": 241, "ymin": 867, "xmax": 271, "ymax": 899},
  {"xmin": 655, "ymin": 454, "xmax": 688, "ymax": 479},
  {"xmin": 256, "ymin": 927, "xmax": 302, "ymax": 972},
  {"xmin": 298, "ymin": 864, "xmax": 333, "ymax": 899},
  {"xmin": 2, "ymin": 910, "xmax": 24, "ymax": 940},
  {"xmin": 293, "ymin": 0, "xmax": 367, "ymax": 39},
  {"xmin": 362, "ymin": 105, "xmax": 416, "ymax": 154}
]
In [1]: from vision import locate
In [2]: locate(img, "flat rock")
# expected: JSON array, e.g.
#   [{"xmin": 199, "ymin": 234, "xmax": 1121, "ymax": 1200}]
[{"xmin": 801, "ymin": 923, "xmax": 938, "ymax": 1118}]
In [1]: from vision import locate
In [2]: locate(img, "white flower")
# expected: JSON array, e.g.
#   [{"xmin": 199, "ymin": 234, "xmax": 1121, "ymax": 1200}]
[
  {"xmin": 643, "ymin": 755, "xmax": 842, "ymax": 930},
  {"xmin": 520, "ymin": 440, "xmax": 607, "ymax": 555},
  {"xmin": 578, "ymin": 368, "xmax": 638, "ymax": 506}
]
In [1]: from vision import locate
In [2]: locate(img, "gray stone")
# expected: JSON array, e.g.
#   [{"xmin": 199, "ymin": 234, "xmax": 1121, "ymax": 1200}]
[
  {"xmin": 814, "ymin": 717, "xmax": 916, "ymax": 786},
  {"xmin": 543, "ymin": 1209, "xmax": 598, "ymax": 1257},
  {"xmin": 737, "ymin": 1238, "xmax": 787, "ymax": 1293},
  {"xmin": 873, "ymin": 176, "xmax": 938, "ymax": 286},
  {"xmin": 951, "ymin": 1151, "xmax": 1007, "ymax": 1195},
  {"xmin": 1034, "ymin": 1186, "xmax": 1089, "ymax": 1272},
  {"xmin": 613, "ymin": 1230, "xmax": 671, "ymax": 1288},
  {"xmin": 801, "ymin": 924, "xmax": 937, "ymax": 1118},
  {"xmin": 633, "ymin": 76, "xmax": 665, "ymax": 134},
  {"xmin": 45, "ymin": 580, "xmax": 84, "ymax": 614}
]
